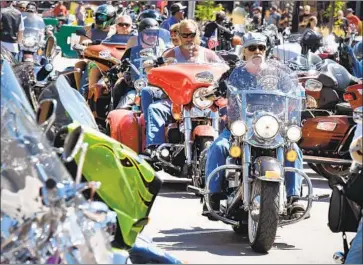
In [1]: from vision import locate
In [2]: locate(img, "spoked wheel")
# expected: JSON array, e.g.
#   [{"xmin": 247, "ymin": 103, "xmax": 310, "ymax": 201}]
[
  {"xmin": 315, "ymin": 164, "xmax": 351, "ymax": 180},
  {"xmin": 248, "ymin": 179, "xmax": 280, "ymax": 253},
  {"xmin": 192, "ymin": 137, "xmax": 213, "ymax": 189}
]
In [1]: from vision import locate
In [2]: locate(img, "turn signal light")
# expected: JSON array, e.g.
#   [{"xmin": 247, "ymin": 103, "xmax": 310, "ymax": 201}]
[
  {"xmin": 229, "ymin": 146, "xmax": 242, "ymax": 158},
  {"xmin": 343, "ymin": 92, "xmax": 356, "ymax": 102},
  {"xmin": 286, "ymin": 150, "xmax": 298, "ymax": 162}
]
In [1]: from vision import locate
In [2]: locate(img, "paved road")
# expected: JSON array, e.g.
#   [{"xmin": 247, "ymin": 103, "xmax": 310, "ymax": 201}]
[
  {"xmin": 55, "ymin": 57, "xmax": 353, "ymax": 264},
  {"xmin": 141, "ymin": 164, "xmax": 354, "ymax": 264}
]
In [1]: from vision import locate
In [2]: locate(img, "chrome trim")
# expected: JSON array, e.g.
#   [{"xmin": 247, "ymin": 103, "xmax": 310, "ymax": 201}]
[
  {"xmin": 183, "ymin": 108, "xmax": 193, "ymax": 165},
  {"xmin": 242, "ymin": 143, "xmax": 251, "ymax": 210}
]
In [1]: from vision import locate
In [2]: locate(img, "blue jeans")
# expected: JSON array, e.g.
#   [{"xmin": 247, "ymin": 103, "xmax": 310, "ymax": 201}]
[
  {"xmin": 146, "ymin": 99, "xmax": 172, "ymax": 146},
  {"xmin": 205, "ymin": 128, "xmax": 304, "ymax": 197},
  {"xmin": 345, "ymin": 218, "xmax": 363, "ymax": 264},
  {"xmin": 141, "ymin": 86, "xmax": 167, "ymax": 124}
]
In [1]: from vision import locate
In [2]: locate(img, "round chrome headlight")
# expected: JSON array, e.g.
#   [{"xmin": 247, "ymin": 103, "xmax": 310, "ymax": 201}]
[
  {"xmin": 45, "ymin": 63, "xmax": 53, "ymax": 72},
  {"xmin": 230, "ymin": 120, "xmax": 247, "ymax": 137},
  {"xmin": 286, "ymin": 125, "xmax": 302, "ymax": 142},
  {"xmin": 254, "ymin": 115, "xmax": 279, "ymax": 139},
  {"xmin": 134, "ymin": 79, "xmax": 148, "ymax": 92},
  {"xmin": 23, "ymin": 37, "xmax": 36, "ymax": 47},
  {"xmin": 193, "ymin": 87, "xmax": 213, "ymax": 110}
]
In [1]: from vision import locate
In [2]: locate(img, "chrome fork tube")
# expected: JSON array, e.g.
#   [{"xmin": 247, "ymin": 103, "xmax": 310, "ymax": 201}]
[
  {"xmin": 183, "ymin": 108, "xmax": 193, "ymax": 165},
  {"xmin": 277, "ymin": 146, "xmax": 285, "ymax": 214},
  {"xmin": 242, "ymin": 143, "xmax": 251, "ymax": 210},
  {"xmin": 211, "ymin": 110, "xmax": 219, "ymax": 135}
]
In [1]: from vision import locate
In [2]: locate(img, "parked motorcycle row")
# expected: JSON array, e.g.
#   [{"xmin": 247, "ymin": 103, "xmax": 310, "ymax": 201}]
[{"xmin": 1, "ymin": 15, "xmax": 362, "ymax": 264}]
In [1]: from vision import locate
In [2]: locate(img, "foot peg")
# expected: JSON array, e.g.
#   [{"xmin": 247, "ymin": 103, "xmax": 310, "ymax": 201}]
[{"xmin": 187, "ymin": 185, "xmax": 205, "ymax": 196}]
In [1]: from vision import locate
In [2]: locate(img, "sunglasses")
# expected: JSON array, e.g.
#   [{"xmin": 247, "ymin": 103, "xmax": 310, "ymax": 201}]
[
  {"xmin": 117, "ymin": 22, "xmax": 131, "ymax": 27},
  {"xmin": 247, "ymin": 45, "xmax": 266, "ymax": 52},
  {"xmin": 144, "ymin": 31, "xmax": 158, "ymax": 37},
  {"xmin": 180, "ymin": 32, "xmax": 196, "ymax": 39}
]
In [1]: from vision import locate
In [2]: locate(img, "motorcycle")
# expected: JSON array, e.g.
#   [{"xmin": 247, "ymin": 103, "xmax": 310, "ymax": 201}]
[
  {"xmin": 300, "ymin": 82, "xmax": 363, "ymax": 180},
  {"xmin": 1, "ymin": 59, "xmax": 126, "ymax": 264},
  {"xmin": 110, "ymin": 56, "xmax": 229, "ymax": 179},
  {"xmin": 187, "ymin": 60, "xmax": 318, "ymax": 253},
  {"xmin": 36, "ymin": 73, "xmax": 183, "ymax": 263}
]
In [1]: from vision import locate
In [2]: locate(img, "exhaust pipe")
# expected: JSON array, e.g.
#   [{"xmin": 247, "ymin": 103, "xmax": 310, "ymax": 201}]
[{"xmin": 303, "ymin": 155, "xmax": 352, "ymax": 165}]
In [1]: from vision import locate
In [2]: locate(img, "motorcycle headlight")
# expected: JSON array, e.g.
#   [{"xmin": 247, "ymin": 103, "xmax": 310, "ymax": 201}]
[
  {"xmin": 134, "ymin": 79, "xmax": 148, "ymax": 92},
  {"xmin": 230, "ymin": 120, "xmax": 247, "ymax": 137},
  {"xmin": 286, "ymin": 125, "xmax": 302, "ymax": 142},
  {"xmin": 193, "ymin": 87, "xmax": 213, "ymax": 110},
  {"xmin": 254, "ymin": 115, "xmax": 280, "ymax": 139},
  {"xmin": 23, "ymin": 37, "xmax": 36, "ymax": 47}
]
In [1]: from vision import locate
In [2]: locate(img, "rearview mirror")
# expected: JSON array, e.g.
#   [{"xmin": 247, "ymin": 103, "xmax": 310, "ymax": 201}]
[
  {"xmin": 61, "ymin": 125, "xmax": 85, "ymax": 163},
  {"xmin": 36, "ymin": 99, "xmax": 57, "ymax": 134},
  {"xmin": 45, "ymin": 36, "xmax": 56, "ymax": 59},
  {"xmin": 305, "ymin": 79, "xmax": 323, "ymax": 92}
]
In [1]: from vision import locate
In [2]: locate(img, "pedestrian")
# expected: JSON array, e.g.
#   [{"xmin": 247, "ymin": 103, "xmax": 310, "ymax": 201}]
[
  {"xmin": 252, "ymin": 6, "xmax": 262, "ymax": 29},
  {"xmin": 279, "ymin": 4, "xmax": 291, "ymax": 32},
  {"xmin": 335, "ymin": 10, "xmax": 350, "ymax": 35},
  {"xmin": 0, "ymin": 1, "xmax": 24, "ymax": 59},
  {"xmin": 160, "ymin": 2, "xmax": 186, "ymax": 31},
  {"xmin": 75, "ymin": 2, "xmax": 86, "ymax": 26},
  {"xmin": 268, "ymin": 4, "xmax": 281, "ymax": 27},
  {"xmin": 346, "ymin": 8, "xmax": 361, "ymax": 33},
  {"xmin": 299, "ymin": 5, "xmax": 312, "ymax": 32},
  {"xmin": 53, "ymin": 1, "xmax": 68, "ymax": 17}
]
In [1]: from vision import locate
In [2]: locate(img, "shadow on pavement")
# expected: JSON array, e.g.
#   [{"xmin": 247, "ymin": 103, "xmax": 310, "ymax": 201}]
[{"xmin": 152, "ymin": 227, "xmax": 300, "ymax": 256}]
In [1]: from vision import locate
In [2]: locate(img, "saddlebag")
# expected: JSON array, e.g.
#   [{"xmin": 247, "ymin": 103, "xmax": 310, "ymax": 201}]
[{"xmin": 328, "ymin": 184, "xmax": 362, "ymax": 233}]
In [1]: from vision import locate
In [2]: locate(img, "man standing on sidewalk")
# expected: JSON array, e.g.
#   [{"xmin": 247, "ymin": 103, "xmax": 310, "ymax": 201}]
[{"xmin": 0, "ymin": 1, "xmax": 24, "ymax": 59}]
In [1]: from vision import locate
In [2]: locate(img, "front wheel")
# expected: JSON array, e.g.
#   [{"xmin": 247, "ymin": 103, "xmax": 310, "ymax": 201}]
[{"xmin": 248, "ymin": 180, "xmax": 279, "ymax": 253}]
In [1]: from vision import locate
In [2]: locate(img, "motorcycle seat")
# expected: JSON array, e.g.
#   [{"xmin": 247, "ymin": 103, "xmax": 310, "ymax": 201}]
[
  {"xmin": 319, "ymin": 63, "xmax": 359, "ymax": 91},
  {"xmin": 335, "ymin": 102, "xmax": 353, "ymax": 115}
]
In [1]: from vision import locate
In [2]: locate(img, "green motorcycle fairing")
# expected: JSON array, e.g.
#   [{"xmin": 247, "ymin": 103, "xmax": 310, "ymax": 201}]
[{"xmin": 66, "ymin": 123, "xmax": 162, "ymax": 247}]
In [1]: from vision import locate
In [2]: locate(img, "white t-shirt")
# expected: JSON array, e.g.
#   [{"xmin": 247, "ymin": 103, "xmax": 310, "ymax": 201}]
[{"xmin": 1, "ymin": 15, "xmax": 25, "ymax": 53}]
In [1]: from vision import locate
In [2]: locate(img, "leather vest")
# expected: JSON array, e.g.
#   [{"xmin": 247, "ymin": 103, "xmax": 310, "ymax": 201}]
[{"xmin": 0, "ymin": 7, "xmax": 22, "ymax": 43}]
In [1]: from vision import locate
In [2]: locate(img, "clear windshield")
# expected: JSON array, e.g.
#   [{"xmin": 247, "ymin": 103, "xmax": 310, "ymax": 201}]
[
  {"xmin": 130, "ymin": 28, "xmax": 172, "ymax": 80},
  {"xmin": 38, "ymin": 75, "xmax": 98, "ymax": 130},
  {"xmin": 227, "ymin": 59, "xmax": 303, "ymax": 147},
  {"xmin": 102, "ymin": 34, "xmax": 133, "ymax": 45},
  {"xmin": 22, "ymin": 12, "xmax": 46, "ymax": 30},
  {"xmin": 1, "ymin": 60, "xmax": 71, "ymax": 194}
]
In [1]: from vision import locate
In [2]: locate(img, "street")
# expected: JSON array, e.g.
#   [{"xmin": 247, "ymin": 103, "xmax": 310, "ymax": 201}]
[
  {"xmin": 142, "ymin": 164, "xmax": 353, "ymax": 264},
  {"xmin": 54, "ymin": 56, "xmax": 353, "ymax": 264}
]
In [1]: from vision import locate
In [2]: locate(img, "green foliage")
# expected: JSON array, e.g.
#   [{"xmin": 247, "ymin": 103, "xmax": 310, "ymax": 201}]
[
  {"xmin": 323, "ymin": 1, "xmax": 345, "ymax": 20},
  {"xmin": 195, "ymin": 0, "xmax": 224, "ymax": 22}
]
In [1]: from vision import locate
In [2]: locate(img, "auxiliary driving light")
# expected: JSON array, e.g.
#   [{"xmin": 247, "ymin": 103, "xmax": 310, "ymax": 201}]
[
  {"xmin": 286, "ymin": 149, "xmax": 298, "ymax": 162},
  {"xmin": 229, "ymin": 146, "xmax": 242, "ymax": 158}
]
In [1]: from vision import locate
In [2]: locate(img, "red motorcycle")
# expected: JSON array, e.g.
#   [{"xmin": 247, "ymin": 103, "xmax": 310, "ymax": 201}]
[
  {"xmin": 300, "ymin": 83, "xmax": 363, "ymax": 179},
  {"xmin": 108, "ymin": 61, "xmax": 229, "ymax": 181}
]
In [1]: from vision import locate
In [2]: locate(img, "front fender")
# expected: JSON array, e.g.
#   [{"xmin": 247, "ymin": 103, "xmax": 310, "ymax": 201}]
[
  {"xmin": 253, "ymin": 156, "xmax": 284, "ymax": 182},
  {"xmin": 192, "ymin": 125, "xmax": 217, "ymax": 140}
]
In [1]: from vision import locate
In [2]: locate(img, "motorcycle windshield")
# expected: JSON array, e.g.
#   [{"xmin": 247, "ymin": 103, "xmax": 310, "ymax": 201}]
[
  {"xmin": 102, "ymin": 34, "xmax": 133, "ymax": 45},
  {"xmin": 38, "ymin": 75, "xmax": 98, "ymax": 130},
  {"xmin": 130, "ymin": 28, "xmax": 172, "ymax": 80},
  {"xmin": 22, "ymin": 12, "xmax": 46, "ymax": 30},
  {"xmin": 228, "ymin": 60, "xmax": 303, "ymax": 148}
]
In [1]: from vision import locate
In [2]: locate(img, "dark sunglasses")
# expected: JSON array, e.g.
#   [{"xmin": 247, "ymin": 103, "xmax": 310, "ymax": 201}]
[
  {"xmin": 144, "ymin": 31, "xmax": 158, "ymax": 37},
  {"xmin": 117, "ymin": 22, "xmax": 131, "ymax": 27},
  {"xmin": 247, "ymin": 45, "xmax": 266, "ymax": 52},
  {"xmin": 179, "ymin": 32, "xmax": 196, "ymax": 39}
]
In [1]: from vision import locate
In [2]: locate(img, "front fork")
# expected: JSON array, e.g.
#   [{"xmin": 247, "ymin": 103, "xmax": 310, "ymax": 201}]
[{"xmin": 183, "ymin": 108, "xmax": 220, "ymax": 165}]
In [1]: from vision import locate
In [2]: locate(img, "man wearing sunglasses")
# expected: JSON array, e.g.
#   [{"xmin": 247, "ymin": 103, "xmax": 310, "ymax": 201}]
[
  {"xmin": 115, "ymin": 15, "xmax": 134, "ymax": 35},
  {"xmin": 160, "ymin": 2, "xmax": 186, "ymax": 31},
  {"xmin": 204, "ymin": 32, "xmax": 306, "ymax": 220}
]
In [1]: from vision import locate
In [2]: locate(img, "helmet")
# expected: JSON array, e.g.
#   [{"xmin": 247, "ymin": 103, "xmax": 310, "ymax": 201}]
[
  {"xmin": 138, "ymin": 18, "xmax": 159, "ymax": 32},
  {"xmin": 137, "ymin": 10, "xmax": 163, "ymax": 25},
  {"xmin": 95, "ymin": 4, "xmax": 116, "ymax": 30}
]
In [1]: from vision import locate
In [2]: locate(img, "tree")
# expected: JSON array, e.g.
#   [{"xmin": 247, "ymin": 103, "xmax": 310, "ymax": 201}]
[{"xmin": 195, "ymin": 0, "xmax": 224, "ymax": 22}]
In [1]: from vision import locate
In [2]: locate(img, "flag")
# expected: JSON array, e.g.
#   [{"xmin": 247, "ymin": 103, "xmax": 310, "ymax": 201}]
[{"xmin": 208, "ymin": 28, "xmax": 219, "ymax": 50}]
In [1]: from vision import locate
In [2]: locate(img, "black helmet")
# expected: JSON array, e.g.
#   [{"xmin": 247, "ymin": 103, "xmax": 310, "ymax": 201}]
[
  {"xmin": 138, "ymin": 18, "xmax": 159, "ymax": 32},
  {"xmin": 95, "ymin": 4, "xmax": 116, "ymax": 30},
  {"xmin": 137, "ymin": 9, "xmax": 163, "ymax": 24}
]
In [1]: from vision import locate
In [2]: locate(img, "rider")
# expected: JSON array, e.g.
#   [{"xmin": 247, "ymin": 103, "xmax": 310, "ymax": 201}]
[
  {"xmin": 204, "ymin": 32, "xmax": 305, "ymax": 217},
  {"xmin": 114, "ymin": 18, "xmax": 168, "ymax": 109},
  {"xmin": 84, "ymin": 4, "xmax": 117, "ymax": 42},
  {"xmin": 142, "ymin": 19, "xmax": 224, "ymax": 155}
]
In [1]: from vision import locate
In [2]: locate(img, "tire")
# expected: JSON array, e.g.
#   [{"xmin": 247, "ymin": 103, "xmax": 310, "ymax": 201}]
[
  {"xmin": 192, "ymin": 137, "xmax": 213, "ymax": 189},
  {"xmin": 315, "ymin": 164, "xmax": 351, "ymax": 180},
  {"xmin": 248, "ymin": 180, "xmax": 279, "ymax": 253}
]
